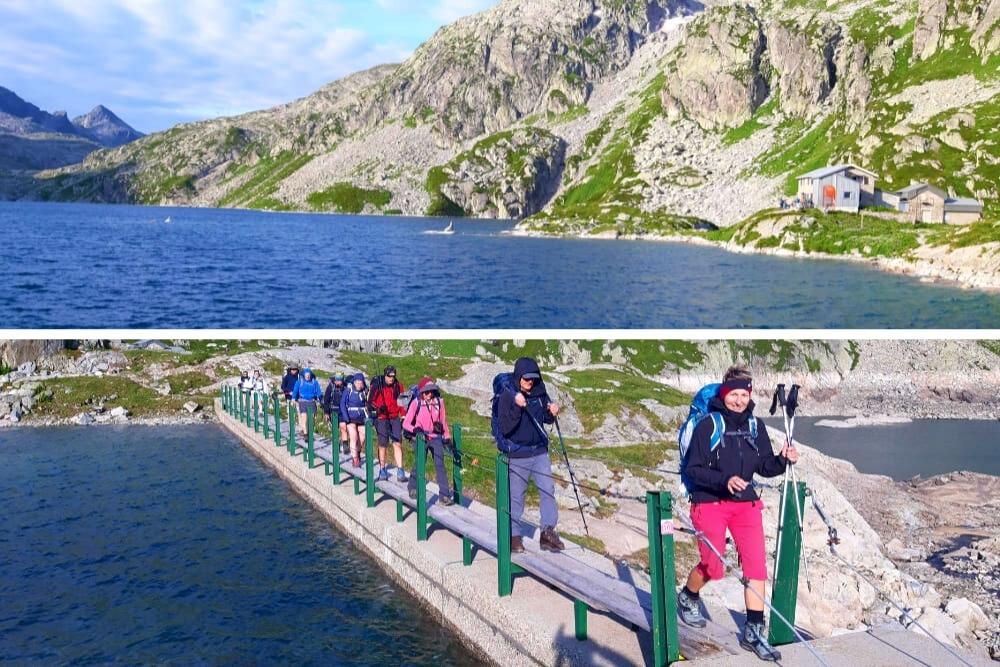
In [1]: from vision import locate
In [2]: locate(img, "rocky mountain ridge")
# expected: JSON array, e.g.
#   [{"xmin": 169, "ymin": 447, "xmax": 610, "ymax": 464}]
[
  {"xmin": 0, "ymin": 86, "xmax": 143, "ymax": 171},
  {"xmin": 2, "ymin": 0, "xmax": 997, "ymax": 239}
]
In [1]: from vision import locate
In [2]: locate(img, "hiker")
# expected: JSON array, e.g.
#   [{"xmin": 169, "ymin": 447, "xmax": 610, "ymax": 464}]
[
  {"xmin": 368, "ymin": 365, "xmax": 407, "ymax": 482},
  {"xmin": 402, "ymin": 378, "xmax": 454, "ymax": 506},
  {"xmin": 339, "ymin": 372, "xmax": 369, "ymax": 468},
  {"xmin": 280, "ymin": 365, "xmax": 299, "ymax": 423},
  {"xmin": 676, "ymin": 364, "xmax": 799, "ymax": 662},
  {"xmin": 493, "ymin": 357, "xmax": 564, "ymax": 554},
  {"xmin": 239, "ymin": 370, "xmax": 252, "ymax": 396},
  {"xmin": 251, "ymin": 369, "xmax": 268, "ymax": 396},
  {"xmin": 291, "ymin": 367, "xmax": 322, "ymax": 436},
  {"xmin": 323, "ymin": 373, "xmax": 349, "ymax": 455}
]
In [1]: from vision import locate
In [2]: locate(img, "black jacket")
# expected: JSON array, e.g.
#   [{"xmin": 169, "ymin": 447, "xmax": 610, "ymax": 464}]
[
  {"xmin": 323, "ymin": 381, "xmax": 344, "ymax": 416},
  {"xmin": 497, "ymin": 357, "xmax": 555, "ymax": 457},
  {"xmin": 281, "ymin": 372, "xmax": 298, "ymax": 398},
  {"xmin": 686, "ymin": 397, "xmax": 787, "ymax": 504}
]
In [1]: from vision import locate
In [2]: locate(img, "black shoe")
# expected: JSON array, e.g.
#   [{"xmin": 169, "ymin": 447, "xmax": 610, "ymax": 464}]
[
  {"xmin": 438, "ymin": 494, "xmax": 454, "ymax": 506},
  {"xmin": 740, "ymin": 621, "xmax": 781, "ymax": 661},
  {"xmin": 511, "ymin": 535, "xmax": 525, "ymax": 553},
  {"xmin": 539, "ymin": 527, "xmax": 565, "ymax": 552},
  {"xmin": 340, "ymin": 441, "xmax": 349, "ymax": 455},
  {"xmin": 408, "ymin": 487, "xmax": 417, "ymax": 500}
]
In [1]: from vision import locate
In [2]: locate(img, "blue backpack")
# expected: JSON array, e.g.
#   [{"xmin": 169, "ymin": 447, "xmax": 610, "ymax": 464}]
[
  {"xmin": 677, "ymin": 383, "xmax": 757, "ymax": 496},
  {"xmin": 491, "ymin": 372, "xmax": 549, "ymax": 456}
]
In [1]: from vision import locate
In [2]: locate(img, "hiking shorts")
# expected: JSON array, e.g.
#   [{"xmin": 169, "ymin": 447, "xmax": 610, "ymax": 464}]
[
  {"xmin": 691, "ymin": 499, "xmax": 767, "ymax": 582},
  {"xmin": 375, "ymin": 417, "xmax": 402, "ymax": 446}
]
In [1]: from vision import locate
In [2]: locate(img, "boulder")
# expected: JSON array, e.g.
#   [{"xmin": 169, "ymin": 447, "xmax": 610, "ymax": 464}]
[
  {"xmin": 109, "ymin": 406, "xmax": 129, "ymax": 419},
  {"xmin": 183, "ymin": 401, "xmax": 200, "ymax": 414},
  {"xmin": 945, "ymin": 598, "xmax": 991, "ymax": 634},
  {"xmin": 76, "ymin": 351, "xmax": 128, "ymax": 375},
  {"xmin": 0, "ymin": 340, "xmax": 66, "ymax": 369},
  {"xmin": 73, "ymin": 412, "xmax": 95, "ymax": 425}
]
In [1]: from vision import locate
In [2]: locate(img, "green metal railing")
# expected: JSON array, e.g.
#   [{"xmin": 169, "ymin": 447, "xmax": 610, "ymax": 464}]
[
  {"xmin": 220, "ymin": 377, "xmax": 807, "ymax": 664},
  {"xmin": 262, "ymin": 394, "xmax": 270, "ymax": 439},
  {"xmin": 364, "ymin": 420, "xmax": 375, "ymax": 507},
  {"xmin": 647, "ymin": 491, "xmax": 680, "ymax": 665},
  {"xmin": 770, "ymin": 480, "xmax": 807, "ymax": 646}
]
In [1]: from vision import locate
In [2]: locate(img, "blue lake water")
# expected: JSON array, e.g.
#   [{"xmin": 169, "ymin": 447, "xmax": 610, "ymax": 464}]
[
  {"xmin": 4, "ymin": 201, "xmax": 1000, "ymax": 328},
  {"xmin": 0, "ymin": 425, "xmax": 481, "ymax": 665},
  {"xmin": 763, "ymin": 417, "xmax": 1000, "ymax": 480}
]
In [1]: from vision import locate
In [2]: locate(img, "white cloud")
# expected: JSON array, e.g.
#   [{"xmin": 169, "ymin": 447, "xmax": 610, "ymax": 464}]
[
  {"xmin": 0, "ymin": 0, "xmax": 413, "ymax": 129},
  {"xmin": 431, "ymin": 0, "xmax": 494, "ymax": 22}
]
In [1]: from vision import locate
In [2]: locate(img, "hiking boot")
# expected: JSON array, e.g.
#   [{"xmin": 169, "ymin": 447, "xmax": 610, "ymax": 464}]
[
  {"xmin": 340, "ymin": 441, "xmax": 349, "ymax": 455},
  {"xmin": 740, "ymin": 621, "xmax": 781, "ymax": 662},
  {"xmin": 408, "ymin": 487, "xmax": 417, "ymax": 500},
  {"xmin": 396, "ymin": 468, "xmax": 407, "ymax": 482},
  {"xmin": 352, "ymin": 455, "xmax": 361, "ymax": 468},
  {"xmin": 676, "ymin": 588, "xmax": 707, "ymax": 628},
  {"xmin": 377, "ymin": 467, "xmax": 390, "ymax": 481},
  {"xmin": 511, "ymin": 536, "xmax": 525, "ymax": 553},
  {"xmin": 438, "ymin": 494, "xmax": 454, "ymax": 506},
  {"xmin": 539, "ymin": 527, "xmax": 565, "ymax": 552}
]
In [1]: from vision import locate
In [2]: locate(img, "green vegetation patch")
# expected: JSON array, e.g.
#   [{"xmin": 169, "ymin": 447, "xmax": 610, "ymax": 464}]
[
  {"xmin": 31, "ymin": 376, "xmax": 207, "ymax": 419},
  {"xmin": 307, "ymin": 182, "xmax": 392, "ymax": 214},
  {"xmin": 563, "ymin": 369, "xmax": 688, "ymax": 433}
]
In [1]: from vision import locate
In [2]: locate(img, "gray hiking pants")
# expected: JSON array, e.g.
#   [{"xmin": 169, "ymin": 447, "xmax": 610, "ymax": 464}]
[
  {"xmin": 508, "ymin": 451, "xmax": 558, "ymax": 537},
  {"xmin": 407, "ymin": 436, "xmax": 451, "ymax": 497}
]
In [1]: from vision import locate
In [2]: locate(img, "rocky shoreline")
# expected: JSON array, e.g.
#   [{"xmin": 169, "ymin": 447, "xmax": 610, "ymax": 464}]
[{"xmin": 511, "ymin": 227, "xmax": 1000, "ymax": 293}]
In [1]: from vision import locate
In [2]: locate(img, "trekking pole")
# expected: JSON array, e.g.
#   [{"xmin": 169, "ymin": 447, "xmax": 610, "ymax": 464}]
[
  {"xmin": 553, "ymin": 417, "xmax": 590, "ymax": 536},
  {"xmin": 772, "ymin": 384, "xmax": 811, "ymax": 590},
  {"xmin": 784, "ymin": 385, "xmax": 811, "ymax": 589},
  {"xmin": 769, "ymin": 385, "xmax": 791, "ymax": 572}
]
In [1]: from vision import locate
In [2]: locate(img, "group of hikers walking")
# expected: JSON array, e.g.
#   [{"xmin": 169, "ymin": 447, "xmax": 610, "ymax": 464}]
[{"xmin": 238, "ymin": 357, "xmax": 799, "ymax": 662}]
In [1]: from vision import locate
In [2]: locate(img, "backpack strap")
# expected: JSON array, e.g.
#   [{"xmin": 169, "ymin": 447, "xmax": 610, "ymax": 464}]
[{"xmin": 708, "ymin": 412, "xmax": 725, "ymax": 452}]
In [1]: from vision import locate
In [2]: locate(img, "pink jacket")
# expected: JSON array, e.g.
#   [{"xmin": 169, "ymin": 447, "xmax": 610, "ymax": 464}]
[{"xmin": 402, "ymin": 396, "xmax": 451, "ymax": 439}]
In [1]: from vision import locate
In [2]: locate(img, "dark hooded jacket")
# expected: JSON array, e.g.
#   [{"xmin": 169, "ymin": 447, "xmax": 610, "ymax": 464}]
[
  {"xmin": 496, "ymin": 357, "xmax": 554, "ymax": 458},
  {"xmin": 323, "ymin": 379, "xmax": 345, "ymax": 416},
  {"xmin": 281, "ymin": 370, "xmax": 299, "ymax": 399},
  {"xmin": 685, "ymin": 396, "xmax": 787, "ymax": 504}
]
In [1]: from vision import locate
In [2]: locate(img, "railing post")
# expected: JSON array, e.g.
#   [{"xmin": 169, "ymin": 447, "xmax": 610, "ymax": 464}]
[
  {"xmin": 306, "ymin": 407, "xmax": 315, "ymax": 466},
  {"xmin": 331, "ymin": 414, "xmax": 342, "ymax": 483},
  {"xmin": 453, "ymin": 425, "xmax": 473, "ymax": 565},
  {"xmin": 574, "ymin": 599, "xmax": 588, "ymax": 641},
  {"xmin": 364, "ymin": 419, "xmax": 375, "ymax": 508},
  {"xmin": 769, "ymin": 481, "xmax": 807, "ymax": 646},
  {"xmin": 416, "ymin": 433, "xmax": 429, "ymax": 541},
  {"xmin": 237, "ymin": 389, "xmax": 244, "ymax": 422},
  {"xmin": 273, "ymin": 397, "xmax": 282, "ymax": 446},
  {"xmin": 262, "ymin": 394, "xmax": 270, "ymax": 439},
  {"xmin": 245, "ymin": 392, "xmax": 252, "ymax": 428},
  {"xmin": 648, "ymin": 491, "xmax": 680, "ymax": 666},
  {"xmin": 221, "ymin": 385, "xmax": 227, "ymax": 412},
  {"xmin": 497, "ymin": 453, "xmax": 513, "ymax": 597},
  {"xmin": 287, "ymin": 405, "xmax": 297, "ymax": 456},
  {"xmin": 253, "ymin": 393, "xmax": 260, "ymax": 433}
]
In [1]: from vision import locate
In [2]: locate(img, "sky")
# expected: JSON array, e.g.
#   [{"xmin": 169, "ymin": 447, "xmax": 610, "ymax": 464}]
[{"xmin": 0, "ymin": 0, "xmax": 498, "ymax": 133}]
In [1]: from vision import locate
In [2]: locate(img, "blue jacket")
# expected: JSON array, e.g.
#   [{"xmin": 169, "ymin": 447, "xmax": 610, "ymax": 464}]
[
  {"xmin": 496, "ymin": 357, "xmax": 554, "ymax": 458},
  {"xmin": 340, "ymin": 373, "xmax": 369, "ymax": 424},
  {"xmin": 685, "ymin": 397, "xmax": 786, "ymax": 504},
  {"xmin": 292, "ymin": 369, "xmax": 322, "ymax": 401}
]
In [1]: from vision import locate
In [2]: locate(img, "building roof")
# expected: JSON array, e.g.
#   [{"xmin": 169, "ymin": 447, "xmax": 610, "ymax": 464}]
[
  {"xmin": 797, "ymin": 164, "xmax": 878, "ymax": 180},
  {"xmin": 944, "ymin": 197, "xmax": 984, "ymax": 213},
  {"xmin": 896, "ymin": 182, "xmax": 947, "ymax": 199}
]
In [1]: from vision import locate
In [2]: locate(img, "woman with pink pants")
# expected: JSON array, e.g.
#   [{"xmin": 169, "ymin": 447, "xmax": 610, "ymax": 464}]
[{"xmin": 677, "ymin": 364, "xmax": 799, "ymax": 662}]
